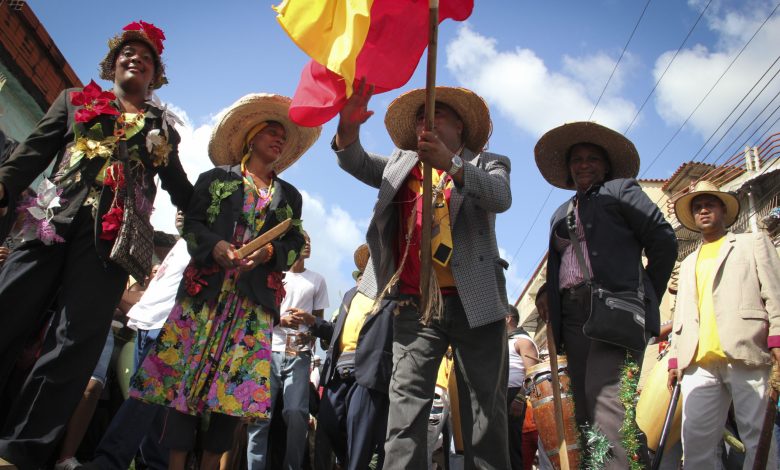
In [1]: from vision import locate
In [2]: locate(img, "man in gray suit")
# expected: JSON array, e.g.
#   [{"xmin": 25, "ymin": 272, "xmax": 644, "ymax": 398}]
[{"xmin": 332, "ymin": 81, "xmax": 512, "ymax": 469}]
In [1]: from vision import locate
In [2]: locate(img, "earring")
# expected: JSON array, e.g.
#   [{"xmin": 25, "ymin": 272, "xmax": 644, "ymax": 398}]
[{"xmin": 248, "ymin": 143, "xmax": 254, "ymax": 154}]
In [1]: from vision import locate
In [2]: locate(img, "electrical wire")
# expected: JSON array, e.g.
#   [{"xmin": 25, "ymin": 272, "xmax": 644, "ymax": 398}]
[
  {"xmin": 623, "ymin": 0, "xmax": 713, "ymax": 135},
  {"xmin": 640, "ymin": 2, "xmax": 780, "ymax": 177},
  {"xmin": 588, "ymin": 0, "xmax": 654, "ymax": 121}
]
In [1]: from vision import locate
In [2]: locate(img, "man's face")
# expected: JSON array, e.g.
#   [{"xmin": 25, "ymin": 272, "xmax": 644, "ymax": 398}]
[
  {"xmin": 300, "ymin": 232, "xmax": 311, "ymax": 260},
  {"xmin": 175, "ymin": 210, "xmax": 185, "ymax": 233},
  {"xmin": 415, "ymin": 102, "xmax": 464, "ymax": 152},
  {"xmin": 568, "ymin": 143, "xmax": 610, "ymax": 191},
  {"xmin": 691, "ymin": 194, "xmax": 726, "ymax": 233}
]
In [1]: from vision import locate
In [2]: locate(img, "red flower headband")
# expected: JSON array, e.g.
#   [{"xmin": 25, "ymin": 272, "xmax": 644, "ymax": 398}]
[{"xmin": 122, "ymin": 20, "xmax": 165, "ymax": 55}]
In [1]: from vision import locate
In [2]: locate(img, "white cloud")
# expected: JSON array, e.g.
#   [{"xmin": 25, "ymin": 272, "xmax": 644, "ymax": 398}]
[
  {"xmin": 298, "ymin": 190, "xmax": 366, "ymax": 319},
  {"xmin": 149, "ymin": 102, "xmax": 219, "ymax": 233},
  {"xmin": 653, "ymin": 1, "xmax": 780, "ymax": 138},
  {"xmin": 445, "ymin": 24, "xmax": 638, "ymax": 137}
]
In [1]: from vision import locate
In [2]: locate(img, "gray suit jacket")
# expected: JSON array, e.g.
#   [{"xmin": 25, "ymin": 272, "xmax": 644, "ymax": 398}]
[{"xmin": 335, "ymin": 138, "xmax": 512, "ymax": 328}]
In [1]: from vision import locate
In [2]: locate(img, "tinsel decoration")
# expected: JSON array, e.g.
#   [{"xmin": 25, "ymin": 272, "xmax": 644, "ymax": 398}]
[
  {"xmin": 583, "ymin": 424, "xmax": 612, "ymax": 469},
  {"xmin": 618, "ymin": 354, "xmax": 644, "ymax": 470}
]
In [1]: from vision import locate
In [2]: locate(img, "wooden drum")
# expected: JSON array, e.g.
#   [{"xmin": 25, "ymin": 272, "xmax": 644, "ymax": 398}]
[
  {"xmin": 524, "ymin": 356, "xmax": 581, "ymax": 469},
  {"xmin": 636, "ymin": 351, "xmax": 682, "ymax": 451}
]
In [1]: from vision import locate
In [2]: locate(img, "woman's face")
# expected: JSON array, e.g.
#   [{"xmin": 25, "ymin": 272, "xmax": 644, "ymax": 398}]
[
  {"xmin": 568, "ymin": 143, "xmax": 610, "ymax": 191},
  {"xmin": 114, "ymin": 41, "xmax": 156, "ymax": 92},
  {"xmin": 250, "ymin": 122, "xmax": 287, "ymax": 165}
]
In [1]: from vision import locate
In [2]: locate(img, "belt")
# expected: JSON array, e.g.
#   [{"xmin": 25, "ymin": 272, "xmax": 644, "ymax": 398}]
[
  {"xmin": 561, "ymin": 282, "xmax": 589, "ymax": 297},
  {"xmin": 336, "ymin": 367, "xmax": 355, "ymax": 379}
]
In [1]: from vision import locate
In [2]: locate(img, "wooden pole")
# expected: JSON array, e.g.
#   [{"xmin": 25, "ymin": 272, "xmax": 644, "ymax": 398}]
[
  {"xmin": 753, "ymin": 363, "xmax": 780, "ymax": 470},
  {"xmin": 546, "ymin": 323, "xmax": 571, "ymax": 470},
  {"xmin": 420, "ymin": 0, "xmax": 438, "ymax": 309}
]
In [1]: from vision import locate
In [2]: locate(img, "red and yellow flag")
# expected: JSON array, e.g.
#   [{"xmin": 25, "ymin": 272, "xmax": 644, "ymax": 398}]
[{"xmin": 276, "ymin": 0, "xmax": 474, "ymax": 127}]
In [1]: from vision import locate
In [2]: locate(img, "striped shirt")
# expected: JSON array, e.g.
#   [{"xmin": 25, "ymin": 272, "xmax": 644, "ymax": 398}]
[{"xmin": 554, "ymin": 205, "xmax": 593, "ymax": 290}]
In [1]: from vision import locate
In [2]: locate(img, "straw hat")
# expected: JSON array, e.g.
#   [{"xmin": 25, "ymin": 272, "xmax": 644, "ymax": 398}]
[
  {"xmin": 384, "ymin": 87, "xmax": 491, "ymax": 153},
  {"xmin": 352, "ymin": 243, "xmax": 369, "ymax": 280},
  {"xmin": 99, "ymin": 21, "xmax": 168, "ymax": 89},
  {"xmin": 208, "ymin": 94, "xmax": 321, "ymax": 172},
  {"xmin": 534, "ymin": 121, "xmax": 640, "ymax": 189},
  {"xmin": 673, "ymin": 180, "xmax": 740, "ymax": 232}
]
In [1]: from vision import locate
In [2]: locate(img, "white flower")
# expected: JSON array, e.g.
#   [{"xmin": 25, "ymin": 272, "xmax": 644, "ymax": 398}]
[{"xmin": 146, "ymin": 129, "xmax": 165, "ymax": 153}]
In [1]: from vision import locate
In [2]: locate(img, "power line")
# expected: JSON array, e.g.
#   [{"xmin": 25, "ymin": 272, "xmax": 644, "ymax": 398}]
[
  {"xmin": 623, "ymin": 0, "xmax": 713, "ymax": 135},
  {"xmin": 588, "ymin": 0, "xmax": 653, "ymax": 121},
  {"xmin": 708, "ymin": 89, "xmax": 780, "ymax": 168},
  {"xmin": 507, "ymin": 187, "xmax": 553, "ymax": 270},
  {"xmin": 640, "ymin": 2, "xmax": 780, "ymax": 177},
  {"xmin": 696, "ymin": 60, "xmax": 780, "ymax": 166},
  {"xmin": 651, "ymin": 54, "xmax": 780, "ymax": 209}
]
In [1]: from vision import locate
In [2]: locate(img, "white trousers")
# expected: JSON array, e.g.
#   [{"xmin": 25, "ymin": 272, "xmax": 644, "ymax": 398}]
[{"xmin": 680, "ymin": 359, "xmax": 776, "ymax": 469}]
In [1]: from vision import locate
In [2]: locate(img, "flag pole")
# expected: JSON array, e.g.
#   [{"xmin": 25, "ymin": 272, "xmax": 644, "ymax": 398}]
[{"xmin": 420, "ymin": 0, "xmax": 439, "ymax": 314}]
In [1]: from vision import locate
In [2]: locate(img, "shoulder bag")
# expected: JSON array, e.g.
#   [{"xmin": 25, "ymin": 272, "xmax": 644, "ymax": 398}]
[
  {"xmin": 566, "ymin": 199, "xmax": 648, "ymax": 351},
  {"xmin": 109, "ymin": 141, "xmax": 154, "ymax": 284}
]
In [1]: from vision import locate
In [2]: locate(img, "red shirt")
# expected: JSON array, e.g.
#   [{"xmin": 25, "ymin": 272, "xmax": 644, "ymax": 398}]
[{"xmin": 395, "ymin": 164, "xmax": 456, "ymax": 295}]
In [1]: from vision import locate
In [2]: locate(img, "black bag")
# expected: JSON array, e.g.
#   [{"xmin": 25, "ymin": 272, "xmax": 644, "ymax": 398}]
[
  {"xmin": 108, "ymin": 141, "xmax": 154, "ymax": 284},
  {"xmin": 566, "ymin": 200, "xmax": 648, "ymax": 352}
]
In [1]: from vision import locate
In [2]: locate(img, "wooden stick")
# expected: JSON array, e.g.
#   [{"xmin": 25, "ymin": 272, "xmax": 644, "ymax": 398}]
[
  {"xmin": 545, "ymin": 323, "xmax": 571, "ymax": 470},
  {"xmin": 419, "ymin": 0, "xmax": 438, "ymax": 311},
  {"xmin": 753, "ymin": 363, "xmax": 780, "ymax": 469},
  {"xmin": 235, "ymin": 218, "xmax": 292, "ymax": 259},
  {"xmin": 523, "ymin": 353, "xmax": 544, "ymax": 364}
]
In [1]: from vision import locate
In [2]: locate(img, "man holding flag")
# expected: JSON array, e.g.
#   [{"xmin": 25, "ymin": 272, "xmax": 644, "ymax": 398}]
[{"xmin": 332, "ymin": 81, "xmax": 512, "ymax": 469}]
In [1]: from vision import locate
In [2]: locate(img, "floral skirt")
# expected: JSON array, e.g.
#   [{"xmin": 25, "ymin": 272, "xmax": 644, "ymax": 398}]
[{"xmin": 129, "ymin": 271, "xmax": 272, "ymax": 418}]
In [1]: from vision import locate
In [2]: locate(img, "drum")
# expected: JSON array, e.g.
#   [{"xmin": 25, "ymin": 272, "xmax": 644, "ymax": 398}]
[
  {"xmin": 636, "ymin": 351, "xmax": 682, "ymax": 451},
  {"xmin": 524, "ymin": 356, "xmax": 580, "ymax": 469},
  {"xmin": 111, "ymin": 323, "xmax": 136, "ymax": 400}
]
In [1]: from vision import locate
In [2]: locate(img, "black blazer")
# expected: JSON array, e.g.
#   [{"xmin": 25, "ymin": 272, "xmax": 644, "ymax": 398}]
[
  {"xmin": 0, "ymin": 88, "xmax": 192, "ymax": 258},
  {"xmin": 544, "ymin": 178, "xmax": 678, "ymax": 349},
  {"xmin": 310, "ymin": 287, "xmax": 395, "ymax": 394},
  {"xmin": 180, "ymin": 165, "xmax": 305, "ymax": 319}
]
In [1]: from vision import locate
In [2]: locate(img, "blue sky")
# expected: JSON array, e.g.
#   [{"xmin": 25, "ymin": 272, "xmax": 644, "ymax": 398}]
[{"xmin": 25, "ymin": 0, "xmax": 780, "ymax": 314}]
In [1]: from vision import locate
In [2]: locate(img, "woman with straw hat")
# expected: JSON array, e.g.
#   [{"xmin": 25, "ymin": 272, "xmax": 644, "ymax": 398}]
[
  {"xmin": 534, "ymin": 121, "xmax": 677, "ymax": 469},
  {"xmin": 0, "ymin": 20, "xmax": 192, "ymax": 468},
  {"xmin": 129, "ymin": 93, "xmax": 319, "ymax": 469}
]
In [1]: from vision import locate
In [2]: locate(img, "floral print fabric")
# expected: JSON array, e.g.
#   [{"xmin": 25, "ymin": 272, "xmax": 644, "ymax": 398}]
[{"xmin": 130, "ymin": 180, "xmax": 276, "ymax": 418}]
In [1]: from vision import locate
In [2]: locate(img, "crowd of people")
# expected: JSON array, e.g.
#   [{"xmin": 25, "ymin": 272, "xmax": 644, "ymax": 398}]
[{"xmin": 1, "ymin": 18, "xmax": 780, "ymax": 470}]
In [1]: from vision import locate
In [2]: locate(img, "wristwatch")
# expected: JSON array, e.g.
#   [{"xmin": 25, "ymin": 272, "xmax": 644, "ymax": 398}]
[{"xmin": 447, "ymin": 155, "xmax": 463, "ymax": 176}]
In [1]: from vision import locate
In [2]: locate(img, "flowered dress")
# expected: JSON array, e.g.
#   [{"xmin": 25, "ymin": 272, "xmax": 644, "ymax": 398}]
[{"xmin": 129, "ymin": 183, "xmax": 276, "ymax": 418}]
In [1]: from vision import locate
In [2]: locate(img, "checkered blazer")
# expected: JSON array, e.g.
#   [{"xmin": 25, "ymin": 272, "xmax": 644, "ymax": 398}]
[{"xmin": 335, "ymin": 139, "xmax": 512, "ymax": 328}]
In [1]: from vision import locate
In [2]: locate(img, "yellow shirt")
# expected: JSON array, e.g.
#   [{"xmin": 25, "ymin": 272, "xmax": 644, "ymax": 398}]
[
  {"xmin": 694, "ymin": 236, "xmax": 727, "ymax": 364},
  {"xmin": 406, "ymin": 164, "xmax": 456, "ymax": 288},
  {"xmin": 338, "ymin": 292, "xmax": 376, "ymax": 353}
]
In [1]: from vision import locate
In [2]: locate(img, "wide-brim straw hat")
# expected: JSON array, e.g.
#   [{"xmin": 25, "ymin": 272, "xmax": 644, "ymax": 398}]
[
  {"xmin": 352, "ymin": 243, "xmax": 369, "ymax": 280},
  {"xmin": 673, "ymin": 180, "xmax": 740, "ymax": 232},
  {"xmin": 208, "ymin": 93, "xmax": 321, "ymax": 172},
  {"xmin": 534, "ymin": 121, "xmax": 640, "ymax": 189},
  {"xmin": 99, "ymin": 21, "xmax": 168, "ymax": 89},
  {"xmin": 384, "ymin": 87, "xmax": 491, "ymax": 154}
]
